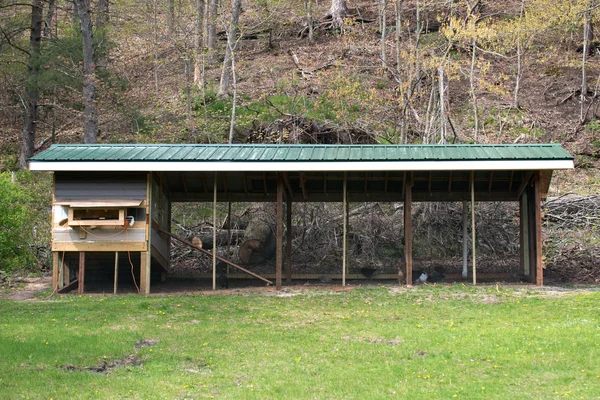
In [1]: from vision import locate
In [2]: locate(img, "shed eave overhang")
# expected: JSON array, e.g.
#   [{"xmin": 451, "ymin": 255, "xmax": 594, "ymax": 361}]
[{"xmin": 29, "ymin": 159, "xmax": 575, "ymax": 172}]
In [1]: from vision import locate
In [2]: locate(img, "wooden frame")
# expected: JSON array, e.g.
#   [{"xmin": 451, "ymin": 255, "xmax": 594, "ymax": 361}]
[{"xmin": 68, "ymin": 208, "xmax": 125, "ymax": 226}]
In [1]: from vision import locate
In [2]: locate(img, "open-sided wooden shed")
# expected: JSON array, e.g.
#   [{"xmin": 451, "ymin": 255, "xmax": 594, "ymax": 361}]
[{"xmin": 29, "ymin": 143, "xmax": 574, "ymax": 294}]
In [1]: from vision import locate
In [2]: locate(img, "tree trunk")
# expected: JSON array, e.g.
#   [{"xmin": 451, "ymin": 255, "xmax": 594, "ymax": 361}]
[
  {"xmin": 305, "ymin": 0, "xmax": 314, "ymax": 43},
  {"xmin": 513, "ymin": 0, "xmax": 524, "ymax": 109},
  {"xmin": 19, "ymin": 0, "xmax": 43, "ymax": 169},
  {"xmin": 168, "ymin": 0, "xmax": 175, "ymax": 33},
  {"xmin": 238, "ymin": 204, "xmax": 276, "ymax": 265},
  {"xmin": 327, "ymin": 0, "xmax": 348, "ymax": 27},
  {"xmin": 192, "ymin": 229, "xmax": 244, "ymax": 250},
  {"xmin": 379, "ymin": 0, "xmax": 387, "ymax": 67},
  {"xmin": 218, "ymin": 0, "xmax": 242, "ymax": 97},
  {"xmin": 207, "ymin": 0, "xmax": 218, "ymax": 63},
  {"xmin": 95, "ymin": 0, "xmax": 109, "ymax": 70},
  {"xmin": 43, "ymin": 0, "xmax": 56, "ymax": 38},
  {"xmin": 395, "ymin": 0, "xmax": 403, "ymax": 73},
  {"xmin": 76, "ymin": 0, "xmax": 99, "ymax": 143},
  {"xmin": 193, "ymin": 0, "xmax": 205, "ymax": 86}
]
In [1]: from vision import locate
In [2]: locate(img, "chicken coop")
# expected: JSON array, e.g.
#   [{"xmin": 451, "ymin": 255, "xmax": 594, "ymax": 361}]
[{"xmin": 28, "ymin": 143, "xmax": 574, "ymax": 294}]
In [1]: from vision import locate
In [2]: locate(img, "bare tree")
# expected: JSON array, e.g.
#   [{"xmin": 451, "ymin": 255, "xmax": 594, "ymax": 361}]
[
  {"xmin": 95, "ymin": 0, "xmax": 109, "ymax": 70},
  {"xmin": 513, "ymin": 0, "xmax": 524, "ymax": 109},
  {"xmin": 581, "ymin": 0, "xmax": 595, "ymax": 121},
  {"xmin": 379, "ymin": 0, "xmax": 387, "ymax": 67},
  {"xmin": 218, "ymin": 0, "xmax": 242, "ymax": 97},
  {"xmin": 305, "ymin": 0, "xmax": 314, "ymax": 43},
  {"xmin": 168, "ymin": 0, "xmax": 175, "ymax": 33},
  {"xmin": 207, "ymin": 0, "xmax": 218, "ymax": 63},
  {"xmin": 194, "ymin": 0, "xmax": 205, "ymax": 86},
  {"xmin": 327, "ymin": 0, "xmax": 348, "ymax": 27},
  {"xmin": 19, "ymin": 0, "xmax": 43, "ymax": 169},
  {"xmin": 395, "ymin": 0, "xmax": 403, "ymax": 73},
  {"xmin": 43, "ymin": 0, "xmax": 56, "ymax": 38},
  {"xmin": 75, "ymin": 0, "xmax": 99, "ymax": 143}
]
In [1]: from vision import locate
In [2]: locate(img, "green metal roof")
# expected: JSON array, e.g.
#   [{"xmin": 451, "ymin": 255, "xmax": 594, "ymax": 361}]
[{"xmin": 30, "ymin": 143, "xmax": 573, "ymax": 163}]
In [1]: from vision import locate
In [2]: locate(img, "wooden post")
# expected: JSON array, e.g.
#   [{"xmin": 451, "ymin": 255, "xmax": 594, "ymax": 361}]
[
  {"xmin": 63, "ymin": 256, "xmax": 69, "ymax": 287},
  {"xmin": 276, "ymin": 173, "xmax": 283, "ymax": 290},
  {"xmin": 77, "ymin": 252, "xmax": 85, "ymax": 295},
  {"xmin": 462, "ymin": 200, "xmax": 468, "ymax": 279},
  {"xmin": 52, "ymin": 252, "xmax": 59, "ymax": 292},
  {"xmin": 404, "ymin": 173, "xmax": 413, "ymax": 286},
  {"xmin": 534, "ymin": 171, "xmax": 543, "ymax": 286},
  {"xmin": 471, "ymin": 172, "xmax": 476, "ymax": 285},
  {"xmin": 342, "ymin": 172, "xmax": 348, "ymax": 287},
  {"xmin": 213, "ymin": 171, "xmax": 217, "ymax": 291},
  {"xmin": 520, "ymin": 191, "xmax": 530, "ymax": 277},
  {"xmin": 286, "ymin": 197, "xmax": 293, "ymax": 284},
  {"xmin": 141, "ymin": 173, "xmax": 153, "ymax": 295},
  {"xmin": 113, "ymin": 252, "xmax": 119, "ymax": 295},
  {"xmin": 226, "ymin": 201, "xmax": 232, "ymax": 274}
]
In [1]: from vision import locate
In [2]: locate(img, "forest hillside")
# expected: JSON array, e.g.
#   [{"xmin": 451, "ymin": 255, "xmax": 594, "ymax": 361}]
[{"xmin": 0, "ymin": 0, "xmax": 599, "ymax": 281}]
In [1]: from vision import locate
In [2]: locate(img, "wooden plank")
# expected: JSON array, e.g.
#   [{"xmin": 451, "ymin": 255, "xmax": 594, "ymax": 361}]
[
  {"xmin": 286, "ymin": 197, "xmax": 292, "ymax": 284},
  {"xmin": 471, "ymin": 172, "xmax": 476, "ymax": 285},
  {"xmin": 140, "ymin": 251, "xmax": 148, "ymax": 294},
  {"xmin": 63, "ymin": 254, "xmax": 70, "ymax": 287},
  {"xmin": 53, "ymin": 242, "xmax": 147, "ymax": 252},
  {"xmin": 516, "ymin": 171, "xmax": 534, "ymax": 198},
  {"xmin": 299, "ymin": 172, "xmax": 307, "ymax": 200},
  {"xmin": 78, "ymin": 252, "xmax": 85, "ymax": 295},
  {"xmin": 158, "ymin": 228, "xmax": 273, "ymax": 285},
  {"xmin": 488, "ymin": 171, "xmax": 494, "ymax": 193},
  {"xmin": 342, "ymin": 172, "xmax": 348, "ymax": 287},
  {"xmin": 58, "ymin": 279, "xmax": 78, "ymax": 294},
  {"xmin": 114, "ymin": 252, "xmax": 118, "ymax": 295},
  {"xmin": 534, "ymin": 171, "xmax": 543, "ymax": 286},
  {"xmin": 448, "ymin": 171, "xmax": 453, "ymax": 193},
  {"xmin": 404, "ymin": 173, "xmax": 413, "ymax": 286},
  {"xmin": 276, "ymin": 173, "xmax": 284, "ymax": 290},
  {"xmin": 52, "ymin": 252, "xmax": 59, "ymax": 292}
]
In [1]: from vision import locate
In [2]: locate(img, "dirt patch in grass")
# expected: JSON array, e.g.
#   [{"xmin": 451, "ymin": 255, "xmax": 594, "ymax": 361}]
[
  {"xmin": 342, "ymin": 335, "xmax": 404, "ymax": 346},
  {"xmin": 63, "ymin": 355, "xmax": 142, "ymax": 374},
  {"xmin": 3, "ymin": 274, "xmax": 51, "ymax": 301},
  {"xmin": 135, "ymin": 339, "xmax": 158, "ymax": 349}
]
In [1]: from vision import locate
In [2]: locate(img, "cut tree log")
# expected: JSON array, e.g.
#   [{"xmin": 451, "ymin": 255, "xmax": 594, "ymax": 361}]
[
  {"xmin": 238, "ymin": 204, "xmax": 276, "ymax": 264},
  {"xmin": 191, "ymin": 229, "xmax": 244, "ymax": 250}
]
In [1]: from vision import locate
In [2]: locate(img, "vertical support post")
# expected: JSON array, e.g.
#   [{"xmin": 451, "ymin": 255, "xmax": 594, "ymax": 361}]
[
  {"xmin": 63, "ymin": 256, "xmax": 70, "ymax": 287},
  {"xmin": 52, "ymin": 252, "xmax": 59, "ymax": 292},
  {"xmin": 286, "ymin": 196, "xmax": 293, "ymax": 284},
  {"xmin": 77, "ymin": 252, "xmax": 85, "ymax": 295},
  {"xmin": 404, "ymin": 173, "xmax": 413, "ymax": 286},
  {"xmin": 141, "ymin": 173, "xmax": 153, "ymax": 295},
  {"xmin": 534, "ymin": 171, "xmax": 543, "ymax": 286},
  {"xmin": 520, "ymin": 191, "xmax": 530, "ymax": 277},
  {"xmin": 113, "ymin": 252, "xmax": 119, "ymax": 295},
  {"xmin": 140, "ymin": 252, "xmax": 149, "ymax": 294},
  {"xmin": 342, "ymin": 172, "xmax": 348, "ymax": 287},
  {"xmin": 276, "ymin": 173, "xmax": 283, "ymax": 290},
  {"xmin": 471, "ymin": 172, "xmax": 477, "ymax": 285},
  {"xmin": 226, "ymin": 201, "xmax": 232, "ymax": 274},
  {"xmin": 213, "ymin": 171, "xmax": 217, "ymax": 291},
  {"xmin": 462, "ymin": 200, "xmax": 468, "ymax": 279}
]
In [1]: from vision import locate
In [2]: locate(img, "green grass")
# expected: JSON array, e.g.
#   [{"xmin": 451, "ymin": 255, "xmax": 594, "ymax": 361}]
[{"xmin": 1, "ymin": 286, "xmax": 599, "ymax": 399}]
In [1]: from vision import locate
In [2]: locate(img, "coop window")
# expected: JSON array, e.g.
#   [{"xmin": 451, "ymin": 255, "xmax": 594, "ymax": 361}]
[{"xmin": 68, "ymin": 208, "xmax": 125, "ymax": 226}]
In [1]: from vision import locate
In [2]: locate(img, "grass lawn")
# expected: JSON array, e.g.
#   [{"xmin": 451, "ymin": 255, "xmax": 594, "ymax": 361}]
[{"xmin": 1, "ymin": 285, "xmax": 599, "ymax": 399}]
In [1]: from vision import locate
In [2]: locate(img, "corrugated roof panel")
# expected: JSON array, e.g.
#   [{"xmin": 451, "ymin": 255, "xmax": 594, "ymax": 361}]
[{"xmin": 30, "ymin": 143, "xmax": 574, "ymax": 164}]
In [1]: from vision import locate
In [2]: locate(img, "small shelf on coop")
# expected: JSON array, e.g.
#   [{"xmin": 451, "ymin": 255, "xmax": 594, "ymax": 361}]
[{"xmin": 68, "ymin": 208, "xmax": 126, "ymax": 226}]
